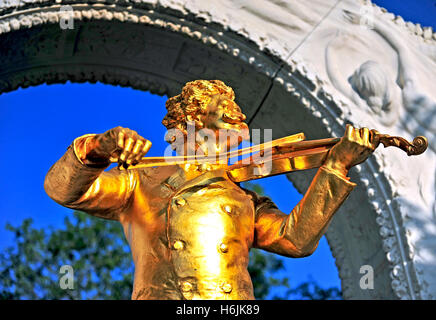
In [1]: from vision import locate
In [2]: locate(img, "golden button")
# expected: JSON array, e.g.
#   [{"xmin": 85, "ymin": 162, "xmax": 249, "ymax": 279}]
[
  {"xmin": 181, "ymin": 281, "xmax": 193, "ymax": 292},
  {"xmin": 197, "ymin": 189, "xmax": 206, "ymax": 196},
  {"xmin": 173, "ymin": 240, "xmax": 184, "ymax": 250},
  {"xmin": 221, "ymin": 283, "xmax": 232, "ymax": 294},
  {"xmin": 223, "ymin": 205, "xmax": 232, "ymax": 214},
  {"xmin": 219, "ymin": 243, "xmax": 228, "ymax": 253},
  {"xmin": 198, "ymin": 164, "xmax": 212, "ymax": 172},
  {"xmin": 174, "ymin": 198, "xmax": 186, "ymax": 207}
]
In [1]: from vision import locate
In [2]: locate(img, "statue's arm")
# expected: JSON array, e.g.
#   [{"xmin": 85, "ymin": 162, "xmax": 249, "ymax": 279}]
[
  {"xmin": 372, "ymin": 20, "xmax": 416, "ymax": 88},
  {"xmin": 45, "ymin": 127, "xmax": 150, "ymax": 220},
  {"xmin": 253, "ymin": 166, "xmax": 355, "ymax": 257},
  {"xmin": 44, "ymin": 134, "xmax": 138, "ymax": 221},
  {"xmin": 253, "ymin": 125, "xmax": 378, "ymax": 257},
  {"xmin": 325, "ymin": 34, "xmax": 354, "ymax": 99},
  {"xmin": 344, "ymin": 10, "xmax": 416, "ymax": 88},
  {"xmin": 325, "ymin": 32, "xmax": 366, "ymax": 109}
]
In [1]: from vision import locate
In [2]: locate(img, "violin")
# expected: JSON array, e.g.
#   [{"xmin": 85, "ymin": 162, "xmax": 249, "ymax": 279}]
[{"xmin": 117, "ymin": 131, "xmax": 428, "ymax": 183}]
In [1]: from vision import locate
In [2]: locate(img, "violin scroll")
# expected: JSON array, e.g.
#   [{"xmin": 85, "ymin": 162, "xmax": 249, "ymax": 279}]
[{"xmin": 377, "ymin": 134, "xmax": 428, "ymax": 156}]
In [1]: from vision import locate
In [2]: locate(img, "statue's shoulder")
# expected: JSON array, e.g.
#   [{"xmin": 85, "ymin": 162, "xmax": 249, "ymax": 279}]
[
  {"xmin": 128, "ymin": 164, "xmax": 182, "ymax": 183},
  {"xmin": 238, "ymin": 185, "xmax": 279, "ymax": 212}
]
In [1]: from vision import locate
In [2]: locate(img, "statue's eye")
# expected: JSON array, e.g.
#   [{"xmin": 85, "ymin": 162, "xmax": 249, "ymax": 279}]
[{"xmin": 222, "ymin": 113, "xmax": 234, "ymax": 123}]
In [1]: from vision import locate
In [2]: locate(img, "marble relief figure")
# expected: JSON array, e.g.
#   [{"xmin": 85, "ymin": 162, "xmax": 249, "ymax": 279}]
[{"xmin": 325, "ymin": 10, "xmax": 435, "ymax": 152}]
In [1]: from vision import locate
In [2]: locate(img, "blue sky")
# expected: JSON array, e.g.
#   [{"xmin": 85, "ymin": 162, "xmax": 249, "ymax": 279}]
[{"xmin": 0, "ymin": 0, "xmax": 434, "ymax": 299}]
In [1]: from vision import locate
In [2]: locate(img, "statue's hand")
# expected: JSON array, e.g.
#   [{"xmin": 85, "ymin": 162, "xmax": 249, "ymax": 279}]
[
  {"xmin": 323, "ymin": 125, "xmax": 379, "ymax": 177},
  {"xmin": 87, "ymin": 126, "xmax": 152, "ymax": 167}
]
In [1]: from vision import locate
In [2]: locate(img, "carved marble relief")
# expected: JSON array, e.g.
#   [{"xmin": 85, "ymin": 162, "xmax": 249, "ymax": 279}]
[{"xmin": 325, "ymin": 10, "xmax": 435, "ymax": 152}]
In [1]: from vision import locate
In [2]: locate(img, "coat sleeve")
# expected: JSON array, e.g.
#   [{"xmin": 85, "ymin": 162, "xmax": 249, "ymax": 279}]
[
  {"xmin": 44, "ymin": 134, "xmax": 138, "ymax": 221},
  {"xmin": 252, "ymin": 166, "xmax": 356, "ymax": 257}
]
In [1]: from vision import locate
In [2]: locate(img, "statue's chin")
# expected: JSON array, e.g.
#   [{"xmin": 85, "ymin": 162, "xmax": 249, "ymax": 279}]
[{"xmin": 223, "ymin": 124, "xmax": 250, "ymax": 142}]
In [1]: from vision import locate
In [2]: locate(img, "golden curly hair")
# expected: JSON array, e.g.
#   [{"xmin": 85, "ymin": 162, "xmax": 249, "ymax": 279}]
[{"xmin": 162, "ymin": 80, "xmax": 235, "ymax": 139}]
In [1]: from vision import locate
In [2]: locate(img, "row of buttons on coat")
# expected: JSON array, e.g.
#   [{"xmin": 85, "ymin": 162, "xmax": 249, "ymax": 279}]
[
  {"xmin": 180, "ymin": 280, "xmax": 233, "ymax": 294},
  {"xmin": 171, "ymin": 195, "xmax": 234, "ymax": 295},
  {"xmin": 173, "ymin": 196, "xmax": 234, "ymax": 214},
  {"xmin": 172, "ymin": 240, "xmax": 229, "ymax": 253}
]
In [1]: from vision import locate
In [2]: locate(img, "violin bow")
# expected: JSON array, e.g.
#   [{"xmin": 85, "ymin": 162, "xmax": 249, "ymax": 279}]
[
  {"xmin": 117, "ymin": 132, "xmax": 306, "ymax": 170},
  {"xmin": 117, "ymin": 132, "xmax": 428, "ymax": 175}
]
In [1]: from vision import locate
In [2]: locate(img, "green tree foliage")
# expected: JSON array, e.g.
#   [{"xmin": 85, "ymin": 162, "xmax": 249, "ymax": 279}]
[
  {"xmin": 286, "ymin": 278, "xmax": 341, "ymax": 300},
  {"xmin": 0, "ymin": 213, "xmax": 133, "ymax": 299},
  {"xmin": 0, "ymin": 182, "xmax": 341, "ymax": 300},
  {"xmin": 0, "ymin": 213, "xmax": 290, "ymax": 299}
]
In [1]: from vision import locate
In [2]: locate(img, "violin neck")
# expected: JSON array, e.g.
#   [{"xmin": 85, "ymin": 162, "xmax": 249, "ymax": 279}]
[{"xmin": 227, "ymin": 138, "xmax": 340, "ymax": 182}]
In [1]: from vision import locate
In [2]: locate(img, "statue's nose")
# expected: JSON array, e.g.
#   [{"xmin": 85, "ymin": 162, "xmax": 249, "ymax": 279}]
[{"xmin": 223, "ymin": 111, "xmax": 246, "ymax": 124}]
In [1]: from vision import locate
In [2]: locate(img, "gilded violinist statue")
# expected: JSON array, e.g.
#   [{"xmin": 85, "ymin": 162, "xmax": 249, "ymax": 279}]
[{"xmin": 43, "ymin": 80, "xmax": 399, "ymax": 300}]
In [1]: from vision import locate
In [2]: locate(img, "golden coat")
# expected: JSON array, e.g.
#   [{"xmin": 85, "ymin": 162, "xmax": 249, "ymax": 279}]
[{"xmin": 44, "ymin": 135, "xmax": 355, "ymax": 299}]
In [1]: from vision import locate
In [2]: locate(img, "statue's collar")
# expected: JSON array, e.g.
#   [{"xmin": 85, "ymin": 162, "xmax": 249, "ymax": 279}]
[{"xmin": 172, "ymin": 167, "xmax": 230, "ymax": 197}]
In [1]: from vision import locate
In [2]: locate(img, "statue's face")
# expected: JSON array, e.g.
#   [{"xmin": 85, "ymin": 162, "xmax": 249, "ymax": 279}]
[
  {"xmin": 186, "ymin": 93, "xmax": 249, "ymax": 157},
  {"xmin": 201, "ymin": 94, "xmax": 247, "ymax": 131}
]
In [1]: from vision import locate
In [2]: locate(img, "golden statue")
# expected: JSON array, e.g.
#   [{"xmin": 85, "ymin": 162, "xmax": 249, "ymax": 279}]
[{"xmin": 44, "ymin": 80, "xmax": 427, "ymax": 300}]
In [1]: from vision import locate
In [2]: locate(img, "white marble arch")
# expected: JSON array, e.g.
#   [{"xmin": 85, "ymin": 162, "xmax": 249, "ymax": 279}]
[{"xmin": 1, "ymin": 0, "xmax": 435, "ymax": 299}]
